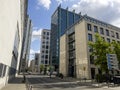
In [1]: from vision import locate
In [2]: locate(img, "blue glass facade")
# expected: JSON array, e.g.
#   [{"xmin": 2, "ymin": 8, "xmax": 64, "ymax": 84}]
[{"xmin": 50, "ymin": 7, "xmax": 81, "ymax": 70}]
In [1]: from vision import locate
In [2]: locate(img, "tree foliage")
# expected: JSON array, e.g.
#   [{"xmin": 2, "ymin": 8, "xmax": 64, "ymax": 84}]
[
  {"xmin": 40, "ymin": 64, "xmax": 45, "ymax": 71},
  {"xmin": 88, "ymin": 34, "xmax": 112, "ymax": 73},
  {"xmin": 47, "ymin": 65, "xmax": 55, "ymax": 71},
  {"xmin": 111, "ymin": 41, "xmax": 120, "ymax": 65}
]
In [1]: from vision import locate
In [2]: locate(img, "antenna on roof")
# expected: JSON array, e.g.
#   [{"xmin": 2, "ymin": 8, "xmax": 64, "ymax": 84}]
[
  {"xmin": 66, "ymin": 7, "xmax": 68, "ymax": 10},
  {"xmin": 58, "ymin": 4, "xmax": 61, "ymax": 8}
]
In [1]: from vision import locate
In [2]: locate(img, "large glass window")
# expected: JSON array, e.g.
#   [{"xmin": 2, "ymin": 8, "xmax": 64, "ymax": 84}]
[
  {"xmin": 111, "ymin": 31, "xmax": 115, "ymax": 37},
  {"xmin": 68, "ymin": 12, "xmax": 74, "ymax": 26},
  {"xmin": 47, "ymin": 32, "xmax": 49, "ymax": 35},
  {"xmin": 68, "ymin": 33, "xmax": 75, "ymax": 42},
  {"xmin": 75, "ymin": 14, "xmax": 80, "ymax": 21},
  {"xmin": 87, "ymin": 24, "xmax": 92, "ymax": 31},
  {"xmin": 69, "ymin": 51, "xmax": 75, "ymax": 59},
  {"xmin": 90, "ymin": 55, "xmax": 94, "ymax": 64},
  {"xmin": 61, "ymin": 9, "xmax": 67, "ymax": 36},
  {"xmin": 94, "ymin": 26, "xmax": 98, "ymax": 33},
  {"xmin": 100, "ymin": 28, "xmax": 104, "ymax": 34},
  {"xmin": 69, "ymin": 42, "xmax": 75, "ymax": 50},
  {"xmin": 106, "ymin": 29, "xmax": 109, "ymax": 36},
  {"xmin": 45, "ymin": 60, "xmax": 48, "ymax": 64},
  {"xmin": 43, "ymin": 32, "xmax": 46, "ymax": 35},
  {"xmin": 116, "ymin": 32, "xmax": 119, "ymax": 39},
  {"xmin": 88, "ymin": 46, "xmax": 93, "ymax": 52},
  {"xmin": 88, "ymin": 34, "xmax": 92, "ymax": 41}
]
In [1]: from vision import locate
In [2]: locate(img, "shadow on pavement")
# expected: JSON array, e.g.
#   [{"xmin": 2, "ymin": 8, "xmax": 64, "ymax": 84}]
[{"xmin": 8, "ymin": 76, "xmax": 24, "ymax": 84}]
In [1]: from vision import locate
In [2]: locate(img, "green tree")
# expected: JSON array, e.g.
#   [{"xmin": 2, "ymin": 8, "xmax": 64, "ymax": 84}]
[
  {"xmin": 47, "ymin": 65, "xmax": 55, "ymax": 71},
  {"xmin": 40, "ymin": 64, "xmax": 45, "ymax": 72},
  {"xmin": 111, "ymin": 41, "xmax": 120, "ymax": 65},
  {"xmin": 88, "ymin": 34, "xmax": 112, "ymax": 73}
]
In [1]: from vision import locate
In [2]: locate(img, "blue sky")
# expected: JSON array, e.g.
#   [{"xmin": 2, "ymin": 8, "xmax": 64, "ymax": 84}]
[{"xmin": 28, "ymin": 0, "xmax": 120, "ymax": 59}]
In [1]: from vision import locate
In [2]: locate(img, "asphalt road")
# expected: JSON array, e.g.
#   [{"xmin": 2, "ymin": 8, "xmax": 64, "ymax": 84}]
[{"xmin": 26, "ymin": 75, "xmax": 120, "ymax": 90}]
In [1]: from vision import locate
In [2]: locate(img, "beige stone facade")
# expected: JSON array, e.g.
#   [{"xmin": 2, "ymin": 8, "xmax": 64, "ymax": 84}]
[{"xmin": 60, "ymin": 16, "xmax": 120, "ymax": 79}]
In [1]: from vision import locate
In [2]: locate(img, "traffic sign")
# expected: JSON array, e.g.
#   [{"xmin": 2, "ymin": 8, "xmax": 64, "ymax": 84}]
[{"xmin": 106, "ymin": 54, "xmax": 119, "ymax": 70}]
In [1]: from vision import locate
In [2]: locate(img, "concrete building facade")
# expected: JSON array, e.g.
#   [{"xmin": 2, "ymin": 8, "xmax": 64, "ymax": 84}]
[
  {"xmin": 34, "ymin": 53, "xmax": 40, "ymax": 72},
  {"xmin": 40, "ymin": 29, "xmax": 50, "ymax": 67},
  {"xmin": 59, "ymin": 14, "xmax": 120, "ymax": 79},
  {"xmin": 29, "ymin": 60, "xmax": 35, "ymax": 73},
  {"xmin": 0, "ymin": 0, "xmax": 28, "ymax": 89},
  {"xmin": 19, "ymin": 15, "xmax": 32, "ymax": 72}
]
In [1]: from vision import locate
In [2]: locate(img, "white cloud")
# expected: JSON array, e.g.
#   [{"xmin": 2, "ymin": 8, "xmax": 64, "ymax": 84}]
[
  {"xmin": 56, "ymin": 0, "xmax": 62, "ymax": 4},
  {"xmin": 71, "ymin": 0, "xmax": 120, "ymax": 27},
  {"xmin": 29, "ymin": 49, "xmax": 40, "ymax": 60},
  {"xmin": 37, "ymin": 0, "xmax": 51, "ymax": 10},
  {"xmin": 30, "ymin": 49, "xmax": 40, "ymax": 55},
  {"xmin": 32, "ymin": 28, "xmax": 42, "ymax": 42},
  {"xmin": 56, "ymin": 0, "xmax": 74, "ymax": 4}
]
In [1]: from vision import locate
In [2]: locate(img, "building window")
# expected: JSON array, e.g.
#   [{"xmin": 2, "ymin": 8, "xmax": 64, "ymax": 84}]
[
  {"xmin": 69, "ymin": 43, "xmax": 75, "ymax": 50},
  {"xmin": 46, "ymin": 50, "xmax": 48, "ymax": 53},
  {"xmin": 42, "ymin": 41, "xmax": 45, "ymax": 44},
  {"xmin": 45, "ymin": 60, "xmax": 48, "ymax": 64},
  {"xmin": 43, "ymin": 32, "xmax": 46, "ymax": 35},
  {"xmin": 43, "ymin": 36, "xmax": 45, "ymax": 39},
  {"xmin": 107, "ymin": 38, "xmax": 110, "ymax": 43},
  {"xmin": 90, "ymin": 55, "xmax": 94, "ymax": 64},
  {"xmin": 88, "ymin": 46, "xmax": 93, "ymax": 52},
  {"xmin": 42, "ymin": 55, "xmax": 44, "ymax": 58},
  {"xmin": 45, "ymin": 55, "xmax": 48, "ymax": 59},
  {"xmin": 46, "ymin": 41, "xmax": 49, "ymax": 44},
  {"xmin": 88, "ymin": 34, "xmax": 92, "ymax": 41},
  {"xmin": 46, "ymin": 45, "xmax": 49, "ymax": 49},
  {"xmin": 42, "ymin": 50, "xmax": 44, "ymax": 53},
  {"xmin": 116, "ymin": 32, "xmax": 119, "ymax": 39},
  {"xmin": 41, "ymin": 60, "xmax": 44, "ymax": 64},
  {"xmin": 47, "ymin": 32, "xmax": 49, "ymax": 35},
  {"xmin": 111, "ymin": 31, "xmax": 115, "ymax": 37},
  {"xmin": 100, "ymin": 28, "xmax": 104, "ymax": 34},
  {"xmin": 47, "ymin": 37, "xmax": 49, "ymax": 39},
  {"xmin": 106, "ymin": 29, "xmax": 109, "ymax": 36},
  {"xmin": 87, "ymin": 23, "xmax": 91, "ymax": 31},
  {"xmin": 94, "ymin": 26, "xmax": 98, "ymax": 33},
  {"xmin": 69, "ymin": 51, "xmax": 75, "ymax": 59},
  {"xmin": 42, "ymin": 45, "xmax": 45, "ymax": 48},
  {"xmin": 68, "ymin": 33, "xmax": 75, "ymax": 42}
]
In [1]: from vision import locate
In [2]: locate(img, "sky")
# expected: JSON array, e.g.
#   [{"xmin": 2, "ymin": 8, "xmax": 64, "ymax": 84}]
[{"xmin": 28, "ymin": 0, "xmax": 120, "ymax": 60}]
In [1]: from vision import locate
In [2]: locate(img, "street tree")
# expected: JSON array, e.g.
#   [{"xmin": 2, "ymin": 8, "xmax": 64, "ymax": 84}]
[
  {"xmin": 111, "ymin": 41, "xmax": 120, "ymax": 66},
  {"xmin": 40, "ymin": 64, "xmax": 45, "ymax": 72},
  {"xmin": 88, "ymin": 33, "xmax": 112, "ymax": 74}
]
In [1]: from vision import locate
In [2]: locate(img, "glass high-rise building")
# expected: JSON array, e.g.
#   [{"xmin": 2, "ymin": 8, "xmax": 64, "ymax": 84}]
[{"xmin": 50, "ymin": 6, "xmax": 82, "ymax": 70}]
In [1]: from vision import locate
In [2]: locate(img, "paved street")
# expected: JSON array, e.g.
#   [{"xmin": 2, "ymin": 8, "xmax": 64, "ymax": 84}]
[
  {"xmin": 26, "ymin": 75, "xmax": 120, "ymax": 90},
  {"xmin": 1, "ymin": 74, "xmax": 120, "ymax": 90}
]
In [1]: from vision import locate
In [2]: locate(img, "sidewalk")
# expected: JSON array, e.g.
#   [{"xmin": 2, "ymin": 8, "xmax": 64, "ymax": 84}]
[{"xmin": 1, "ymin": 75, "xmax": 26, "ymax": 90}]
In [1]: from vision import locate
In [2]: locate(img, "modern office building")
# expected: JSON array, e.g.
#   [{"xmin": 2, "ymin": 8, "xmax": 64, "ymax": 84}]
[
  {"xmin": 40, "ymin": 29, "xmax": 50, "ymax": 68},
  {"xmin": 19, "ymin": 15, "xmax": 32, "ymax": 72},
  {"xmin": 59, "ymin": 14, "xmax": 120, "ymax": 79},
  {"xmin": 50, "ymin": 6, "xmax": 82, "ymax": 70},
  {"xmin": 0, "ymin": 0, "xmax": 28, "ymax": 89}
]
